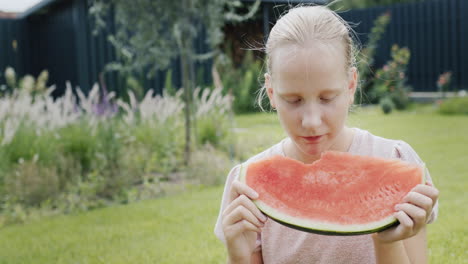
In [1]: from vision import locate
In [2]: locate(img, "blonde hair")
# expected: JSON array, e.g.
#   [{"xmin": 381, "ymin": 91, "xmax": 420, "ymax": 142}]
[{"xmin": 257, "ymin": 5, "xmax": 358, "ymax": 110}]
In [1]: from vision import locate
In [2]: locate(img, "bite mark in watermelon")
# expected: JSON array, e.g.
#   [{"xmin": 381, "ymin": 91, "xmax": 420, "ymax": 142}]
[{"xmin": 239, "ymin": 151, "xmax": 425, "ymax": 235}]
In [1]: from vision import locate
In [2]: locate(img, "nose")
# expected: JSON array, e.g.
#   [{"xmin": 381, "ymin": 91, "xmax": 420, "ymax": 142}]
[{"xmin": 301, "ymin": 103, "xmax": 322, "ymax": 129}]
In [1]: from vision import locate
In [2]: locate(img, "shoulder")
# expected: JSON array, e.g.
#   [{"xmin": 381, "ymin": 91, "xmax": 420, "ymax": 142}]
[{"xmin": 352, "ymin": 128, "xmax": 423, "ymax": 165}]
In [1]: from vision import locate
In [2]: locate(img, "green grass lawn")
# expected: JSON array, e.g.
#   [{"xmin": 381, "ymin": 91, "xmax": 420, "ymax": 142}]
[
  {"xmin": 0, "ymin": 187, "xmax": 227, "ymax": 264},
  {"xmin": 1, "ymin": 107, "xmax": 467, "ymax": 263}
]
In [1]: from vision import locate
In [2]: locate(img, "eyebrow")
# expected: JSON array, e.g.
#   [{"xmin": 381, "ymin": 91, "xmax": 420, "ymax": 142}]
[{"xmin": 278, "ymin": 88, "xmax": 342, "ymax": 96}]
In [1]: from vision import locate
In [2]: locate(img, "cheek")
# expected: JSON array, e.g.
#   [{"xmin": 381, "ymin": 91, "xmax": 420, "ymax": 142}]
[
  {"xmin": 276, "ymin": 106, "xmax": 300, "ymax": 130},
  {"xmin": 322, "ymin": 98, "xmax": 349, "ymax": 123}
]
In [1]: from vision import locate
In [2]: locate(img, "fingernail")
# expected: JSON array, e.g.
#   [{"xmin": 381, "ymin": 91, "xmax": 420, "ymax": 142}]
[
  {"xmin": 394, "ymin": 204, "xmax": 400, "ymax": 210},
  {"xmin": 252, "ymin": 190, "xmax": 259, "ymax": 199}
]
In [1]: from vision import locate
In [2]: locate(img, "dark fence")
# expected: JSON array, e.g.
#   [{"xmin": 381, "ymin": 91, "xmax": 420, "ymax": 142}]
[
  {"xmin": 0, "ymin": 0, "xmax": 212, "ymax": 96},
  {"xmin": 340, "ymin": 0, "xmax": 468, "ymax": 92},
  {"xmin": 0, "ymin": 19, "xmax": 24, "ymax": 78},
  {"xmin": 0, "ymin": 0, "xmax": 121, "ymax": 96},
  {"xmin": 1, "ymin": 0, "xmax": 467, "ymax": 94}
]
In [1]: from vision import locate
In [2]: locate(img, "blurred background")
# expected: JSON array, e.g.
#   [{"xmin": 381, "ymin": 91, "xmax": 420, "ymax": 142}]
[{"xmin": 0, "ymin": 0, "xmax": 466, "ymax": 263}]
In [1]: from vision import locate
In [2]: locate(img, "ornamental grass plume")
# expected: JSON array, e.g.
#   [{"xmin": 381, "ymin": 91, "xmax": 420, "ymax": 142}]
[
  {"xmin": 139, "ymin": 89, "xmax": 184, "ymax": 123},
  {"xmin": 20, "ymin": 75, "xmax": 35, "ymax": 94},
  {"xmin": 4, "ymin": 67, "xmax": 16, "ymax": 88},
  {"xmin": 0, "ymin": 82, "xmax": 120, "ymax": 145},
  {"xmin": 117, "ymin": 89, "xmax": 184, "ymax": 125},
  {"xmin": 193, "ymin": 87, "xmax": 233, "ymax": 118}
]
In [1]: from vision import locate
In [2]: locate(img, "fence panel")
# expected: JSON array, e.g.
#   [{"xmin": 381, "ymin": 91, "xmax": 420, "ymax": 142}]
[
  {"xmin": 340, "ymin": 0, "xmax": 468, "ymax": 92},
  {"xmin": 2, "ymin": 0, "xmax": 467, "ymax": 94},
  {"xmin": 0, "ymin": 19, "xmax": 23, "ymax": 79}
]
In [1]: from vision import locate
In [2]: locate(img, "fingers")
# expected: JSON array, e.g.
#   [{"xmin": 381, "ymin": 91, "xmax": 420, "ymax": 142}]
[
  {"xmin": 374, "ymin": 211, "xmax": 413, "ymax": 242},
  {"xmin": 222, "ymin": 199, "xmax": 265, "ymax": 241},
  {"xmin": 394, "ymin": 210, "xmax": 413, "ymax": 230},
  {"xmin": 223, "ymin": 204, "xmax": 264, "ymax": 228},
  {"xmin": 226, "ymin": 220, "xmax": 262, "ymax": 238},
  {"xmin": 224, "ymin": 194, "xmax": 267, "ymax": 224},
  {"xmin": 402, "ymin": 191, "xmax": 433, "ymax": 215},
  {"xmin": 373, "ymin": 183, "xmax": 439, "ymax": 243},
  {"xmin": 229, "ymin": 180, "xmax": 259, "ymax": 203},
  {"xmin": 395, "ymin": 203, "xmax": 427, "ymax": 226},
  {"xmin": 222, "ymin": 180, "xmax": 268, "ymax": 238},
  {"xmin": 410, "ymin": 184, "xmax": 439, "ymax": 207}
]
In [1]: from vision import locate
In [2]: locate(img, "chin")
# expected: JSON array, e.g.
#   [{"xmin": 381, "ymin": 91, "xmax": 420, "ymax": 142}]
[{"xmin": 297, "ymin": 143, "xmax": 327, "ymax": 158}]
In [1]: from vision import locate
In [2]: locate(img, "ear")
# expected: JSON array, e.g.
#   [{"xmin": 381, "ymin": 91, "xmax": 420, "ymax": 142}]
[
  {"xmin": 265, "ymin": 73, "xmax": 277, "ymax": 109},
  {"xmin": 347, "ymin": 67, "xmax": 358, "ymax": 105}
]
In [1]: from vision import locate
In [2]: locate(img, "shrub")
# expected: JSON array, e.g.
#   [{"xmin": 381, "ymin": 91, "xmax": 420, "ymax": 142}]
[
  {"xmin": 193, "ymin": 87, "xmax": 233, "ymax": 149},
  {"xmin": 438, "ymin": 96, "xmax": 468, "ymax": 115},
  {"xmin": 58, "ymin": 122, "xmax": 98, "ymax": 174},
  {"xmin": 0, "ymin": 79, "xmax": 234, "ymax": 225},
  {"xmin": 218, "ymin": 49, "xmax": 262, "ymax": 113},
  {"xmin": 131, "ymin": 119, "xmax": 184, "ymax": 176},
  {"xmin": 187, "ymin": 144, "xmax": 235, "ymax": 186},
  {"xmin": 357, "ymin": 11, "xmax": 391, "ymax": 102},
  {"xmin": 4, "ymin": 161, "xmax": 60, "ymax": 206},
  {"xmin": 0, "ymin": 123, "xmax": 59, "ymax": 171},
  {"xmin": 379, "ymin": 96, "xmax": 395, "ymax": 114},
  {"xmin": 370, "ymin": 45, "xmax": 411, "ymax": 110},
  {"xmin": 437, "ymin": 71, "xmax": 452, "ymax": 99}
]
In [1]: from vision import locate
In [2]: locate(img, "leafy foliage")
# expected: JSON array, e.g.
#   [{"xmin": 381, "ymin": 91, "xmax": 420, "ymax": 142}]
[
  {"xmin": 438, "ymin": 96, "xmax": 468, "ymax": 115},
  {"xmin": 0, "ymin": 80, "xmax": 233, "ymax": 226},
  {"xmin": 371, "ymin": 45, "xmax": 412, "ymax": 112},
  {"xmin": 89, "ymin": 0, "xmax": 260, "ymax": 77},
  {"xmin": 356, "ymin": 11, "xmax": 391, "ymax": 102},
  {"xmin": 330, "ymin": 0, "xmax": 426, "ymax": 9},
  {"xmin": 217, "ymin": 49, "xmax": 264, "ymax": 113},
  {"xmin": 436, "ymin": 71, "xmax": 452, "ymax": 99},
  {"xmin": 89, "ymin": 0, "xmax": 260, "ymax": 164}
]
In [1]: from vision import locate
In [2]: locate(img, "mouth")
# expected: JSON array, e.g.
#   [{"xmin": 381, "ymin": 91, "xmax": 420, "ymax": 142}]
[{"xmin": 301, "ymin": 135, "xmax": 323, "ymax": 143}]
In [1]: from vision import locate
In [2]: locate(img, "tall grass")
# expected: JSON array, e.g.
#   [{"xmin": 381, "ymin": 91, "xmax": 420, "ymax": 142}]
[{"xmin": 0, "ymin": 83, "xmax": 233, "ymax": 226}]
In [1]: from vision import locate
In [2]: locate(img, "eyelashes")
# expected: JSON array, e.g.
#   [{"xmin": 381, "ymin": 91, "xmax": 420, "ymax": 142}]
[{"xmin": 283, "ymin": 96, "xmax": 337, "ymax": 105}]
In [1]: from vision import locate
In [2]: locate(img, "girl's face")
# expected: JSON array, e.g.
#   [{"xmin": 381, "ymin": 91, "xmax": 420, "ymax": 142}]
[{"xmin": 266, "ymin": 42, "xmax": 357, "ymax": 162}]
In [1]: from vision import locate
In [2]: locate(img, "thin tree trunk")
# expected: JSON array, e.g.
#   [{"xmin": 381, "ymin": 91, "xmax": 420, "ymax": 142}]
[
  {"xmin": 189, "ymin": 44, "xmax": 197, "ymax": 146},
  {"xmin": 180, "ymin": 38, "xmax": 193, "ymax": 166}
]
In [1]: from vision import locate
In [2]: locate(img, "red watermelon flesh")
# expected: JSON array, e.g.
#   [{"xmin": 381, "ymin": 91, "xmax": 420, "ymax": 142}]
[{"xmin": 239, "ymin": 151, "xmax": 425, "ymax": 235}]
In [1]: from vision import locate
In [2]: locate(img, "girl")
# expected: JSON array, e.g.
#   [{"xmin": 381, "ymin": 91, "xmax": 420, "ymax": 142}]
[{"xmin": 214, "ymin": 5, "xmax": 439, "ymax": 264}]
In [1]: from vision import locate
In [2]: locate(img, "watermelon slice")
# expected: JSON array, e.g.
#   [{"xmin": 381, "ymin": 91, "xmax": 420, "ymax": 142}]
[{"xmin": 239, "ymin": 151, "xmax": 425, "ymax": 235}]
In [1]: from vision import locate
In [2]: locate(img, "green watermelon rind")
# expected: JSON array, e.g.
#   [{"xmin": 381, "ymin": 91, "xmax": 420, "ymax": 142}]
[{"xmin": 239, "ymin": 161, "xmax": 426, "ymax": 236}]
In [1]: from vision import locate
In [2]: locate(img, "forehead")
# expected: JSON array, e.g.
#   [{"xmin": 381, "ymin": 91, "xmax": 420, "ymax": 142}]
[{"xmin": 270, "ymin": 42, "xmax": 348, "ymax": 92}]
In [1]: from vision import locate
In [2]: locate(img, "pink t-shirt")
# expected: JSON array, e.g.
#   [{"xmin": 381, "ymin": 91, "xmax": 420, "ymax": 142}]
[{"xmin": 214, "ymin": 128, "xmax": 438, "ymax": 264}]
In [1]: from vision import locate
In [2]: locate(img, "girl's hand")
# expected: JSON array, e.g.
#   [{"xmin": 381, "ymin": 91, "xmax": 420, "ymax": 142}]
[
  {"xmin": 222, "ymin": 180, "xmax": 267, "ymax": 263},
  {"xmin": 373, "ymin": 183, "xmax": 439, "ymax": 243}
]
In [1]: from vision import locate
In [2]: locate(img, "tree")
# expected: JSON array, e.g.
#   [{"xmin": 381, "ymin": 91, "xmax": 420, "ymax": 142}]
[
  {"xmin": 330, "ymin": 0, "xmax": 425, "ymax": 9},
  {"xmin": 89, "ymin": 0, "xmax": 260, "ymax": 164}
]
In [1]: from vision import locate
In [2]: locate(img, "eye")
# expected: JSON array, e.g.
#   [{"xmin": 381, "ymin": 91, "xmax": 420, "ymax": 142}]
[
  {"xmin": 320, "ymin": 95, "xmax": 337, "ymax": 103},
  {"xmin": 285, "ymin": 97, "xmax": 302, "ymax": 104}
]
